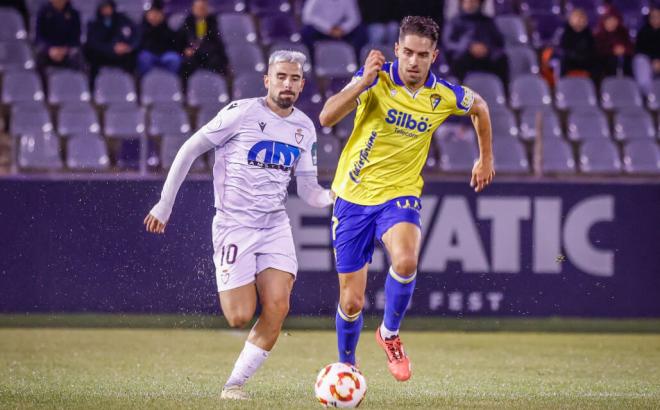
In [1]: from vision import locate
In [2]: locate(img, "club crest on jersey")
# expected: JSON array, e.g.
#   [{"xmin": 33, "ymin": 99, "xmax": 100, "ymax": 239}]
[
  {"xmin": 430, "ymin": 93, "xmax": 441, "ymax": 110},
  {"xmin": 247, "ymin": 140, "xmax": 301, "ymax": 172},
  {"xmin": 258, "ymin": 121, "xmax": 267, "ymax": 132},
  {"xmin": 295, "ymin": 128, "xmax": 304, "ymax": 144}
]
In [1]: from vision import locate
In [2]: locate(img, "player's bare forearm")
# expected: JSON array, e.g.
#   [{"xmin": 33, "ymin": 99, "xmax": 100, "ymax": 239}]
[
  {"xmin": 318, "ymin": 82, "xmax": 362, "ymax": 127},
  {"xmin": 468, "ymin": 94, "xmax": 495, "ymax": 192},
  {"xmin": 469, "ymin": 94, "xmax": 493, "ymax": 162},
  {"xmin": 319, "ymin": 49, "xmax": 385, "ymax": 127}
]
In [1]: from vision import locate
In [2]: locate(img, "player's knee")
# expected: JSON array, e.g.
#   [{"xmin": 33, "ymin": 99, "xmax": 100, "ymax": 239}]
[
  {"xmin": 225, "ymin": 311, "xmax": 252, "ymax": 328},
  {"xmin": 262, "ymin": 298, "xmax": 290, "ymax": 319},
  {"xmin": 392, "ymin": 255, "xmax": 418, "ymax": 277},
  {"xmin": 340, "ymin": 294, "xmax": 364, "ymax": 316}
]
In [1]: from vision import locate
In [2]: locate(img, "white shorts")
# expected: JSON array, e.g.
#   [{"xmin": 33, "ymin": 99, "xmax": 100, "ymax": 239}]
[{"xmin": 212, "ymin": 215, "xmax": 298, "ymax": 292}]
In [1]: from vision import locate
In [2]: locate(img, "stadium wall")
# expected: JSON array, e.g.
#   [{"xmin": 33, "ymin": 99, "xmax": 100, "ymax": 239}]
[{"xmin": 1, "ymin": 179, "xmax": 659, "ymax": 317}]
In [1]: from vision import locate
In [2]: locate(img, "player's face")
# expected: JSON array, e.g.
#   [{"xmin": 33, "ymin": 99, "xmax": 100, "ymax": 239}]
[
  {"xmin": 264, "ymin": 62, "xmax": 305, "ymax": 109},
  {"xmin": 395, "ymin": 35, "xmax": 438, "ymax": 87}
]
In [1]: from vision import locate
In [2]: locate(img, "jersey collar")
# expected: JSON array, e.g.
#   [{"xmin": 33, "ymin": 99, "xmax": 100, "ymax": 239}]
[{"xmin": 389, "ymin": 60, "xmax": 437, "ymax": 90}]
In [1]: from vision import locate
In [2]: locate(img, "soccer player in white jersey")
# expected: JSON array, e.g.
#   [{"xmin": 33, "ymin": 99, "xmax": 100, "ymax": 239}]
[{"xmin": 144, "ymin": 50, "xmax": 333, "ymax": 400}]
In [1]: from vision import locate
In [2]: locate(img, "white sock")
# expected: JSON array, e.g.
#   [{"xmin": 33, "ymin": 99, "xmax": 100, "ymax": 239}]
[
  {"xmin": 380, "ymin": 322, "xmax": 399, "ymax": 339},
  {"xmin": 224, "ymin": 341, "xmax": 269, "ymax": 388}
]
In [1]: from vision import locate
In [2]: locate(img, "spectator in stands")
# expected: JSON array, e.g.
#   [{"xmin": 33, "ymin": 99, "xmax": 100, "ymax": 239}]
[
  {"xmin": 301, "ymin": 0, "xmax": 367, "ymax": 60},
  {"xmin": 179, "ymin": 0, "xmax": 228, "ymax": 79},
  {"xmin": 594, "ymin": 6, "xmax": 633, "ymax": 78},
  {"xmin": 85, "ymin": 0, "xmax": 139, "ymax": 80},
  {"xmin": 633, "ymin": 3, "xmax": 660, "ymax": 93},
  {"xmin": 442, "ymin": 0, "xmax": 508, "ymax": 82},
  {"xmin": 558, "ymin": 8, "xmax": 596, "ymax": 78},
  {"xmin": 137, "ymin": 0, "xmax": 182, "ymax": 76},
  {"xmin": 35, "ymin": 0, "xmax": 83, "ymax": 71}
]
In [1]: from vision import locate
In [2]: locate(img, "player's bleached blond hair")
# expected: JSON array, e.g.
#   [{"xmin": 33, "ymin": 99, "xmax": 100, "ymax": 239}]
[{"xmin": 268, "ymin": 50, "xmax": 307, "ymax": 72}]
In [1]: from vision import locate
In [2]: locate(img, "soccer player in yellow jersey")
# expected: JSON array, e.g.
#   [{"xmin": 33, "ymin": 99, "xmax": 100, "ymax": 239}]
[{"xmin": 319, "ymin": 16, "xmax": 495, "ymax": 382}]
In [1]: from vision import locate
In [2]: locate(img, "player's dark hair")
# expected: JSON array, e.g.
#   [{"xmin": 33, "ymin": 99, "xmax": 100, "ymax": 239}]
[{"xmin": 398, "ymin": 16, "xmax": 440, "ymax": 45}]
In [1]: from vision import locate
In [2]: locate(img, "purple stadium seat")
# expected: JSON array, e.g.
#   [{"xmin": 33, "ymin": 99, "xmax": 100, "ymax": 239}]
[
  {"xmin": 579, "ymin": 139, "xmax": 622, "ymax": 174},
  {"xmin": 57, "ymin": 102, "xmax": 100, "ymax": 137},
  {"xmin": 48, "ymin": 70, "xmax": 90, "ymax": 105},
  {"xmin": 66, "ymin": 131, "xmax": 110, "ymax": 170},
  {"xmin": 623, "ymin": 140, "xmax": 660, "ymax": 174},
  {"xmin": 187, "ymin": 70, "xmax": 229, "ymax": 108},
  {"xmin": 258, "ymin": 12, "xmax": 300, "ymax": 45},
  {"xmin": 18, "ymin": 131, "xmax": 62, "ymax": 170},
  {"xmin": 555, "ymin": 77, "xmax": 597, "ymax": 111}
]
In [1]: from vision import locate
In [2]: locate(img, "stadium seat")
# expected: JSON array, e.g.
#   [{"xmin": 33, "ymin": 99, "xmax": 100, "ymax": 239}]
[
  {"xmin": 494, "ymin": 15, "xmax": 528, "ymax": 45},
  {"xmin": 0, "ymin": 40, "xmax": 34, "ymax": 72},
  {"xmin": 258, "ymin": 12, "xmax": 300, "ymax": 45},
  {"xmin": 600, "ymin": 77, "xmax": 643, "ymax": 111},
  {"xmin": 519, "ymin": 106, "xmax": 563, "ymax": 140},
  {"xmin": 314, "ymin": 41, "xmax": 357, "ymax": 79},
  {"xmin": 10, "ymin": 102, "xmax": 52, "ymax": 136},
  {"xmin": 647, "ymin": 79, "xmax": 660, "ymax": 111},
  {"xmin": 359, "ymin": 43, "xmax": 396, "ymax": 65},
  {"xmin": 57, "ymin": 102, "xmax": 100, "ymax": 137},
  {"xmin": 529, "ymin": 12, "xmax": 564, "ymax": 48},
  {"xmin": 334, "ymin": 110, "xmax": 355, "ymax": 140},
  {"xmin": 567, "ymin": 108, "xmax": 610, "ymax": 141},
  {"xmin": 510, "ymin": 74, "xmax": 552, "ymax": 110},
  {"xmin": 18, "ymin": 131, "xmax": 63, "ymax": 170},
  {"xmin": 623, "ymin": 140, "xmax": 660, "ymax": 174},
  {"xmin": 464, "ymin": 72, "xmax": 506, "ymax": 107},
  {"xmin": 540, "ymin": 137, "xmax": 576, "ymax": 174},
  {"xmin": 47, "ymin": 70, "xmax": 90, "ymax": 105},
  {"xmin": 141, "ymin": 69, "xmax": 183, "ymax": 105},
  {"xmin": 505, "ymin": 46, "xmax": 539, "ymax": 79},
  {"xmin": 232, "ymin": 72, "xmax": 266, "ymax": 100},
  {"xmin": 316, "ymin": 135, "xmax": 341, "ymax": 173},
  {"xmin": 520, "ymin": 0, "xmax": 562, "ymax": 15},
  {"xmin": 297, "ymin": 75, "xmax": 323, "ymax": 105},
  {"xmin": 493, "ymin": 0, "xmax": 518, "ymax": 14},
  {"xmin": 613, "ymin": 109, "xmax": 656, "ymax": 141},
  {"xmin": 148, "ymin": 103, "xmax": 191, "ymax": 137},
  {"xmin": 113, "ymin": 0, "xmax": 144, "ymax": 24},
  {"xmin": 160, "ymin": 134, "xmax": 206, "ymax": 171},
  {"xmin": 295, "ymin": 99, "xmax": 326, "ymax": 133},
  {"xmin": 187, "ymin": 70, "xmax": 229, "ymax": 108},
  {"xmin": 209, "ymin": 0, "xmax": 248, "ymax": 14},
  {"xmin": 489, "ymin": 106, "xmax": 519, "ymax": 138},
  {"xmin": 438, "ymin": 135, "xmax": 478, "ymax": 173},
  {"xmin": 219, "ymin": 13, "xmax": 258, "ymax": 44},
  {"xmin": 94, "ymin": 68, "xmax": 137, "ymax": 105},
  {"xmin": 0, "ymin": 7, "xmax": 27, "ymax": 41},
  {"xmin": 493, "ymin": 137, "xmax": 529, "ymax": 174},
  {"xmin": 555, "ymin": 77, "xmax": 597, "ymax": 111},
  {"xmin": 2, "ymin": 70, "xmax": 44, "ymax": 104},
  {"xmin": 249, "ymin": 0, "xmax": 292, "ymax": 15},
  {"xmin": 167, "ymin": 12, "xmax": 186, "ymax": 31},
  {"xmin": 104, "ymin": 103, "xmax": 146, "ymax": 139},
  {"xmin": 66, "ymin": 131, "xmax": 110, "ymax": 171},
  {"xmin": 579, "ymin": 139, "xmax": 622, "ymax": 174},
  {"xmin": 225, "ymin": 43, "xmax": 266, "ymax": 75},
  {"xmin": 196, "ymin": 104, "xmax": 222, "ymax": 128},
  {"xmin": 268, "ymin": 41, "xmax": 311, "ymax": 72}
]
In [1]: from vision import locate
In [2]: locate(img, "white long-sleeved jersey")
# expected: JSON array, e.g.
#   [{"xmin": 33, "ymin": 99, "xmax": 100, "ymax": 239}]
[{"xmin": 150, "ymin": 97, "xmax": 332, "ymax": 228}]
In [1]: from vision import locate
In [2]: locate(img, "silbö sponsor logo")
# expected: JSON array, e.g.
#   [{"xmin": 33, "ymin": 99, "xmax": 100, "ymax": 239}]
[
  {"xmin": 385, "ymin": 108, "xmax": 431, "ymax": 137},
  {"xmin": 349, "ymin": 131, "xmax": 377, "ymax": 184}
]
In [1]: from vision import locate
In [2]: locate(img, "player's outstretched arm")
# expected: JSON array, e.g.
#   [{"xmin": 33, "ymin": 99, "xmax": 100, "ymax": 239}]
[
  {"xmin": 296, "ymin": 175, "xmax": 334, "ymax": 208},
  {"xmin": 319, "ymin": 50, "xmax": 385, "ymax": 127},
  {"xmin": 468, "ymin": 93, "xmax": 495, "ymax": 193},
  {"xmin": 144, "ymin": 132, "xmax": 215, "ymax": 234}
]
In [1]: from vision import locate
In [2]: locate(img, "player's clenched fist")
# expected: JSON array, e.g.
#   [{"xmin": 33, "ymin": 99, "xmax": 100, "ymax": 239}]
[
  {"xmin": 144, "ymin": 213, "xmax": 166, "ymax": 234},
  {"xmin": 359, "ymin": 50, "xmax": 385, "ymax": 88}
]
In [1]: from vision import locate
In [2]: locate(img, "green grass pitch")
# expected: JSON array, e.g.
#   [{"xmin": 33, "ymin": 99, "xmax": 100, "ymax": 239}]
[{"xmin": 1, "ymin": 316, "xmax": 660, "ymax": 409}]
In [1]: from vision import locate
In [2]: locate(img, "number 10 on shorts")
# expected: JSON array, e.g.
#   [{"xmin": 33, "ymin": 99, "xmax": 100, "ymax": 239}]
[{"xmin": 220, "ymin": 244, "xmax": 238, "ymax": 266}]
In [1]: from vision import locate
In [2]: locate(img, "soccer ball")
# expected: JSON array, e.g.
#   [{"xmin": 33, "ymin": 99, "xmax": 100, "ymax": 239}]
[{"xmin": 314, "ymin": 362, "xmax": 367, "ymax": 408}]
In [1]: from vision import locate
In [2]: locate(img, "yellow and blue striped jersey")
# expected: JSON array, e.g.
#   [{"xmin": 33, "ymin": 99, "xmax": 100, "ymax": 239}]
[{"xmin": 331, "ymin": 60, "xmax": 475, "ymax": 205}]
